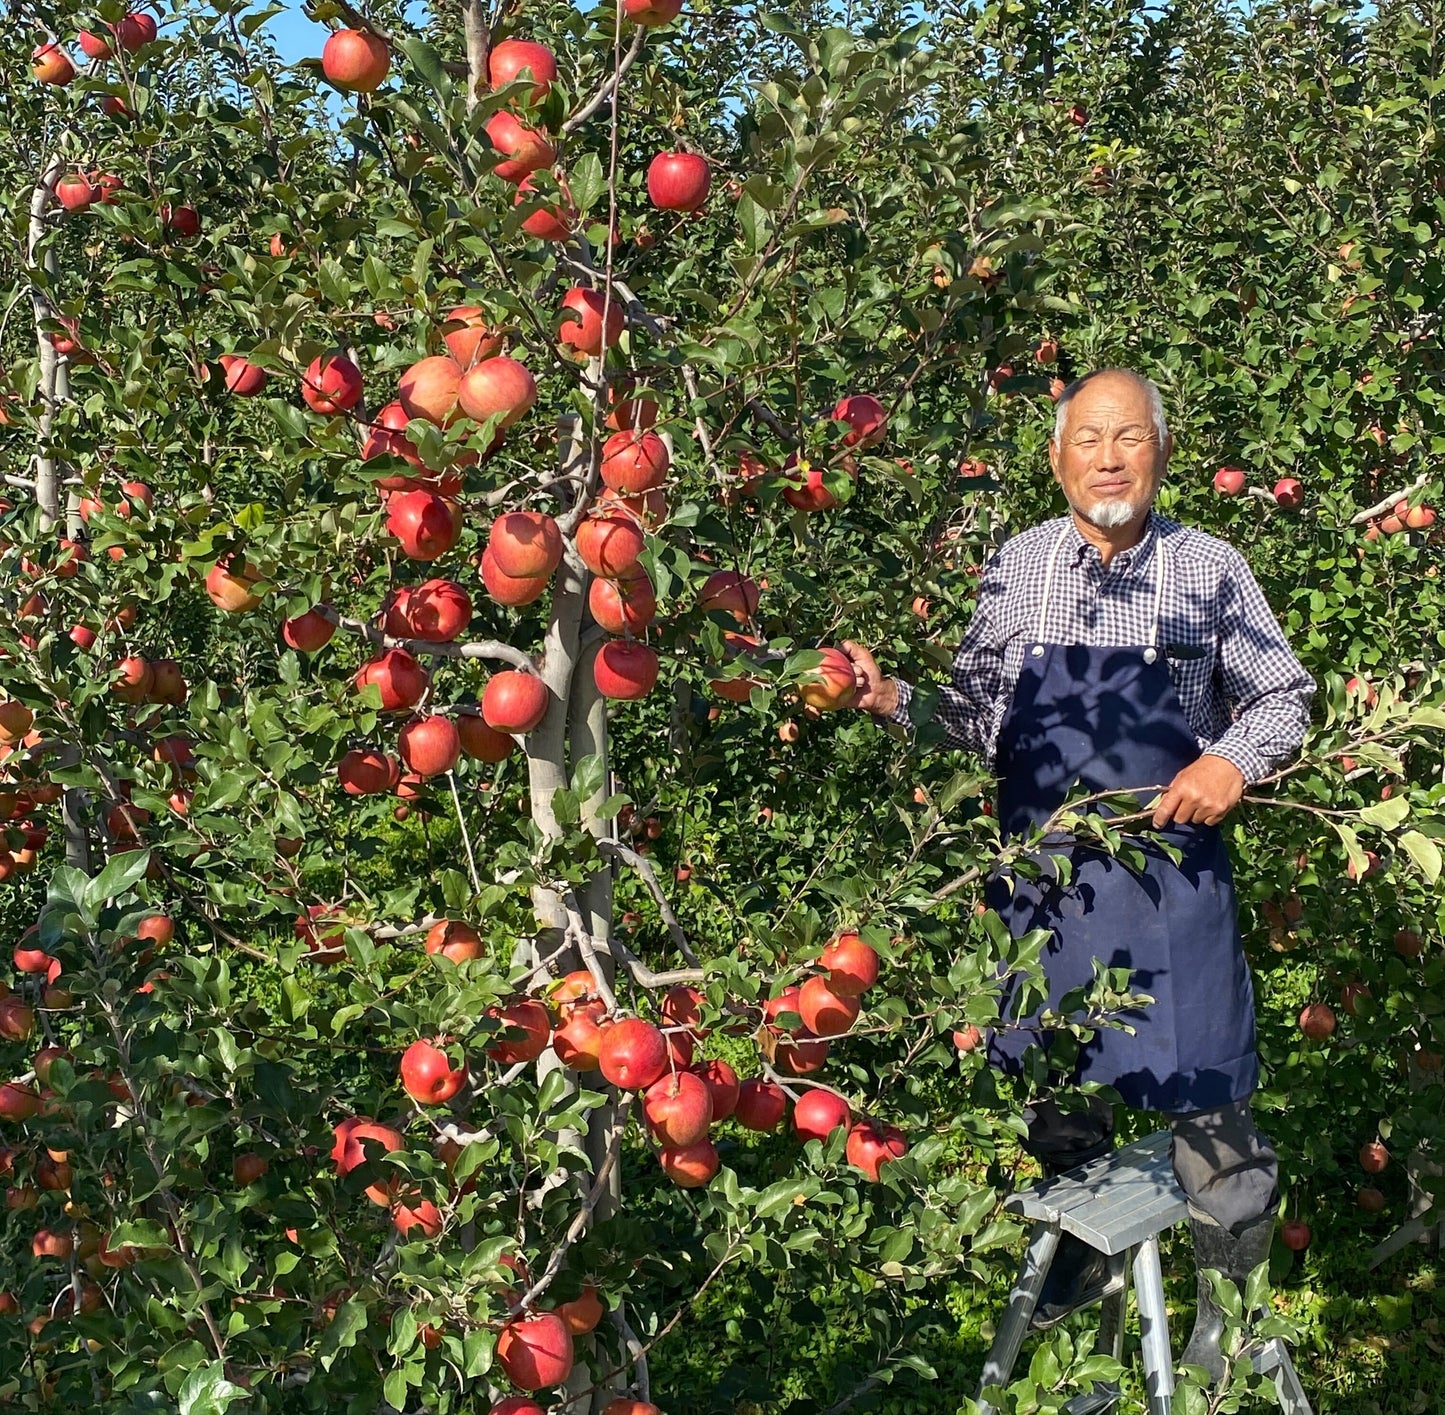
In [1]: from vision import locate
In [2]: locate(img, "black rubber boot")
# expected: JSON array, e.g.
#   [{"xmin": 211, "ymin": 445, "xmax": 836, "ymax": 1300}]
[
  {"xmin": 1178, "ymin": 1209, "xmax": 1276, "ymax": 1382},
  {"xmin": 1030, "ymin": 1235, "xmax": 1110, "ymax": 1330},
  {"xmin": 1027, "ymin": 1140, "xmax": 1115, "ymax": 1331}
]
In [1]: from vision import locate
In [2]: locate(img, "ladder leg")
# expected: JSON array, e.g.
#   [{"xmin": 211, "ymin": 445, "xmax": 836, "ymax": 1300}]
[
  {"xmin": 1272, "ymin": 1351, "xmax": 1313, "ymax": 1415},
  {"xmin": 1131, "ymin": 1234, "xmax": 1174, "ymax": 1415},
  {"xmin": 976, "ymin": 1222, "xmax": 1063, "ymax": 1415},
  {"xmin": 1093, "ymin": 1251, "xmax": 1128, "ymax": 1362}
]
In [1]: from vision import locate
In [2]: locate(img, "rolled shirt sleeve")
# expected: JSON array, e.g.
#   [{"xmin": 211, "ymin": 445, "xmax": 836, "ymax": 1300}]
[
  {"xmin": 881, "ymin": 557, "xmax": 1008, "ymax": 755},
  {"xmin": 1200, "ymin": 548, "xmax": 1315, "ymax": 784}
]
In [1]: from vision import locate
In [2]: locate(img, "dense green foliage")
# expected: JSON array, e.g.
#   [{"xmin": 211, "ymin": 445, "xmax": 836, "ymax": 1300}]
[{"xmin": 0, "ymin": 0, "xmax": 1441, "ymax": 1411}]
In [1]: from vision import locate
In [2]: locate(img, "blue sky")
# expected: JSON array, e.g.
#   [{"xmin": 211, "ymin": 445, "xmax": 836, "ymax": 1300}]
[
  {"xmin": 264, "ymin": 4, "xmax": 327, "ymax": 64},
  {"xmin": 263, "ymin": 3, "xmax": 428, "ymax": 64}
]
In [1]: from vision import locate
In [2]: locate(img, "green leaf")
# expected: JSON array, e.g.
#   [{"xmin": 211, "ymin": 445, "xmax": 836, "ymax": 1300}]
[
  {"xmin": 753, "ymin": 1176, "xmax": 819, "ymax": 1220},
  {"xmin": 570, "ymin": 152, "xmax": 605, "ymax": 214},
  {"xmin": 462, "ymin": 1327, "xmax": 495, "ymax": 1377},
  {"xmin": 177, "ymin": 1361, "xmax": 249, "ymax": 1415},
  {"xmin": 395, "ymin": 37, "xmax": 450, "ymax": 95},
  {"xmin": 317, "ymin": 1299, "xmax": 368, "ymax": 1370},
  {"xmin": 85, "ymin": 850, "xmax": 153, "ymax": 909},
  {"xmin": 1399, "ymin": 830, "xmax": 1442, "ymax": 883},
  {"xmin": 1359, "ymin": 796, "xmax": 1410, "ymax": 829}
]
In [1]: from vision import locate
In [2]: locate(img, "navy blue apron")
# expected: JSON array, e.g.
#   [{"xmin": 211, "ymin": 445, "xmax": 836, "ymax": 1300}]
[{"xmin": 985, "ymin": 526, "xmax": 1258, "ymax": 1114}]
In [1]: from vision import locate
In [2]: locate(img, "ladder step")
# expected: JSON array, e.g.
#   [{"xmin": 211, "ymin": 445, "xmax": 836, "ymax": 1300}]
[{"xmin": 1063, "ymin": 1384, "xmax": 1123, "ymax": 1415}]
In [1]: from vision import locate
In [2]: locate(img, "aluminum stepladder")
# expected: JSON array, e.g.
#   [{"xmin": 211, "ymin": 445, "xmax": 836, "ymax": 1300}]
[{"xmin": 975, "ymin": 1131, "xmax": 1312, "ymax": 1415}]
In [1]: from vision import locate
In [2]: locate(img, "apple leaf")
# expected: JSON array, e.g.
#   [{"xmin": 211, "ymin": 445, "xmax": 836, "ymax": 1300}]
[
  {"xmin": 85, "ymin": 849, "xmax": 153, "ymax": 910},
  {"xmin": 1331, "ymin": 821, "xmax": 1369, "ymax": 879},
  {"xmin": 1398, "ymin": 831, "xmax": 1442, "ymax": 884},
  {"xmin": 177, "ymin": 1362, "xmax": 249, "ymax": 1415},
  {"xmin": 1359, "ymin": 796, "xmax": 1410, "ymax": 829},
  {"xmin": 317, "ymin": 1298, "xmax": 368, "ymax": 1370}
]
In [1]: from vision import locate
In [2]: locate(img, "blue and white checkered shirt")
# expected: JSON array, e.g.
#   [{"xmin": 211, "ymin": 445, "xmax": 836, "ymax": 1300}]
[{"xmin": 887, "ymin": 511, "xmax": 1315, "ymax": 784}]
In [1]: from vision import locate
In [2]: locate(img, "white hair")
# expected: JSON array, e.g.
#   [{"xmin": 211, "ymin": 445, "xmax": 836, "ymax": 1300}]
[{"xmin": 1052, "ymin": 369, "xmax": 1169, "ymax": 450}]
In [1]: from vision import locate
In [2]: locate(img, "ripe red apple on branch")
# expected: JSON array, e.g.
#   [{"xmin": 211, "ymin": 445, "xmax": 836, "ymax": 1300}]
[
  {"xmin": 322, "ymin": 28, "xmax": 391, "ymax": 92},
  {"xmin": 488, "ymin": 38, "xmax": 557, "ymax": 100},
  {"xmin": 497, "ymin": 1311, "xmax": 575, "ymax": 1390},
  {"xmin": 400, "ymin": 1038, "xmax": 467, "ymax": 1104},
  {"xmin": 794, "ymin": 1088, "xmax": 852, "ymax": 1143},
  {"xmin": 1213, "ymin": 466, "xmax": 1246, "ymax": 496},
  {"xmin": 647, "ymin": 152, "xmax": 712, "ymax": 213}
]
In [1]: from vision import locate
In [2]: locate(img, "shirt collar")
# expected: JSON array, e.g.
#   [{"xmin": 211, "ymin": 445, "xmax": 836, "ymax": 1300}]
[{"xmin": 1069, "ymin": 509, "xmax": 1160, "ymax": 572}]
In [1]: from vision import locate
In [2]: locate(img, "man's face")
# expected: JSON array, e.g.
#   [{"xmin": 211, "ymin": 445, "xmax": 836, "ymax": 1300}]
[{"xmin": 1048, "ymin": 375, "xmax": 1172, "ymax": 531}]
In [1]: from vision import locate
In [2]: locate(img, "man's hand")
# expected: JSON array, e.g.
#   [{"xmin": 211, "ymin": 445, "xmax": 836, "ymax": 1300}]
[
  {"xmin": 1149, "ymin": 755, "xmax": 1246, "ymax": 829},
  {"xmin": 838, "ymin": 640, "xmax": 899, "ymax": 716}
]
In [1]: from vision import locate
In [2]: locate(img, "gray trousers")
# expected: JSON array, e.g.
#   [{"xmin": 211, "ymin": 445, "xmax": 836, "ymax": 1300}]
[{"xmin": 1023, "ymin": 1095, "xmax": 1278, "ymax": 1234}]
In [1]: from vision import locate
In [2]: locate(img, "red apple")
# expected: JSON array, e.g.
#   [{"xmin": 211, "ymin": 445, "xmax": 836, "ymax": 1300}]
[
  {"xmin": 115, "ymin": 12, "xmax": 158, "ymax": 49},
  {"xmin": 797, "ymin": 975, "xmax": 860, "ymax": 1037},
  {"xmin": 398, "ymin": 355, "xmax": 463, "ymax": 428},
  {"xmin": 819, "ymin": 930, "xmax": 878, "ymax": 995},
  {"xmin": 514, "ymin": 176, "xmax": 574, "ymax": 240},
  {"xmin": 387, "ymin": 489, "xmax": 460, "ymax": 560},
  {"xmin": 488, "ymin": 38, "xmax": 557, "ymax": 100},
  {"xmin": 482, "ymin": 671, "xmax": 549, "ymax": 733},
  {"xmin": 485, "ymin": 110, "xmax": 555, "ymax": 183},
  {"xmin": 489, "ymin": 511, "xmax": 563, "ymax": 578},
  {"xmin": 322, "ymin": 28, "xmax": 390, "ymax": 92},
  {"xmin": 1213, "ymin": 466, "xmax": 1246, "ymax": 496},
  {"xmin": 689, "ymin": 1057, "xmax": 739, "ymax": 1123},
  {"xmin": 355, "ymin": 648, "xmax": 430, "ymax": 712},
  {"xmin": 556, "ymin": 1285, "xmax": 603, "ymax": 1335},
  {"xmin": 400, "ymin": 1039, "xmax": 467, "ymax": 1104},
  {"xmin": 658, "ymin": 1138, "xmax": 719, "ymax": 1187},
  {"xmin": 1299, "ymin": 1002, "xmax": 1336, "ymax": 1040},
  {"xmin": 32, "ymin": 43, "xmax": 75, "ymax": 85},
  {"xmin": 79, "ymin": 29, "xmax": 115, "ymax": 59},
  {"xmin": 553, "ymin": 1007, "xmax": 607, "ymax": 1070},
  {"xmin": 576, "ymin": 506, "xmax": 645, "ymax": 577},
  {"xmin": 588, "ymin": 566, "xmax": 657, "ymax": 634},
  {"xmin": 1273, "ymin": 478, "xmax": 1304, "ymax": 510},
  {"xmin": 219, "ymin": 353, "xmax": 268, "ymax": 396},
  {"xmin": 646, "ymin": 152, "xmax": 711, "ymax": 212},
  {"xmin": 559, "ymin": 287, "xmax": 624, "ymax": 358},
  {"xmin": 831, "ymin": 393, "xmax": 888, "ymax": 449},
  {"xmin": 55, "ymin": 174, "xmax": 98, "ymax": 213},
  {"xmin": 338, "ymin": 748, "xmax": 401, "ymax": 796},
  {"xmin": 162, "ymin": 204, "xmax": 201, "ymax": 239},
  {"xmin": 793, "ymin": 1088, "xmax": 851, "ymax": 1144},
  {"xmin": 206, "ymin": 558, "xmax": 264, "ymax": 612},
  {"xmin": 456, "ymin": 709, "xmax": 515, "ymax": 762},
  {"xmin": 282, "ymin": 608, "xmax": 336, "ymax": 652},
  {"xmin": 1280, "ymin": 1219, "xmax": 1310, "ymax": 1251},
  {"xmin": 593, "ymin": 641, "xmax": 659, "ymax": 700},
  {"xmin": 424, "ymin": 920, "xmax": 483, "ymax": 964},
  {"xmin": 443, "ymin": 306, "xmax": 504, "ymax": 368},
  {"xmin": 622, "ymin": 0, "xmax": 685, "ymax": 24},
  {"xmin": 845, "ymin": 1119, "xmax": 907, "ymax": 1180},
  {"xmin": 643, "ymin": 1070, "xmax": 713, "ymax": 1146},
  {"xmin": 392, "ymin": 1194, "xmax": 443, "ymax": 1237},
  {"xmin": 1359, "ymin": 1141, "xmax": 1388, "ymax": 1173},
  {"xmin": 0, "ymin": 1081, "xmax": 38, "ymax": 1120},
  {"xmin": 398, "ymin": 715, "xmax": 461, "ymax": 777},
  {"xmin": 457, "ymin": 354, "xmax": 537, "ymax": 428},
  {"xmin": 799, "ymin": 647, "xmax": 857, "ymax": 710},
  {"xmin": 480, "ymin": 545, "xmax": 550, "ymax": 606},
  {"xmin": 485, "ymin": 998, "xmax": 551, "ymax": 1064},
  {"xmin": 600, "ymin": 430, "xmax": 669, "ymax": 493},
  {"xmin": 496, "ymin": 1312, "xmax": 574, "ymax": 1390},
  {"xmin": 597, "ymin": 1017, "xmax": 668, "ymax": 1090},
  {"xmin": 333, "ymin": 1118, "xmax": 405, "ymax": 1204},
  {"xmin": 699, "ymin": 570, "xmax": 759, "ymax": 623},
  {"xmin": 302, "ymin": 352, "xmax": 364, "ymax": 414}
]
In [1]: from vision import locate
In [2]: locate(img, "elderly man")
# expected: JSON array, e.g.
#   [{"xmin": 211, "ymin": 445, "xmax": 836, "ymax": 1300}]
[{"xmin": 843, "ymin": 368, "xmax": 1314, "ymax": 1376}]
